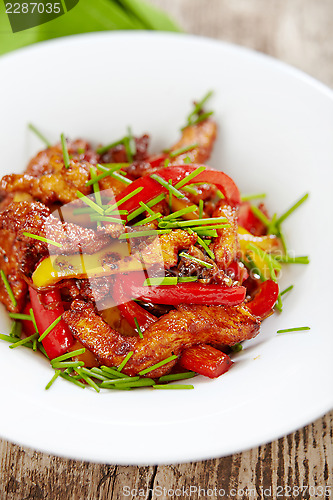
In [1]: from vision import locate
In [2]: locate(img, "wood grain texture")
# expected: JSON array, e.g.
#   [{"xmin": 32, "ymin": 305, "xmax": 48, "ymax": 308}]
[{"xmin": 1, "ymin": 1, "xmax": 332, "ymax": 498}]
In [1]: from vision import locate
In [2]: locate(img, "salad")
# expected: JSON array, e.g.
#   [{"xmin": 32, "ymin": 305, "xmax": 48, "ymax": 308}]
[{"xmin": 0, "ymin": 93, "xmax": 309, "ymax": 391}]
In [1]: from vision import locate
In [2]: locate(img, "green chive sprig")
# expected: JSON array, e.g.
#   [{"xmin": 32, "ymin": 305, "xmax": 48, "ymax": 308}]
[{"xmin": 0, "ymin": 270, "xmax": 17, "ymax": 307}]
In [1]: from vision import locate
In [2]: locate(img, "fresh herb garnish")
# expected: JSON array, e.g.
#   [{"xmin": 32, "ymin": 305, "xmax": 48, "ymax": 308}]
[
  {"xmin": 169, "ymin": 143, "xmax": 199, "ymax": 158},
  {"xmin": 22, "ymin": 232, "xmax": 62, "ymax": 248},
  {"xmin": 0, "ymin": 270, "xmax": 17, "ymax": 307},
  {"xmin": 139, "ymin": 354, "xmax": 178, "ymax": 376},
  {"xmin": 174, "ymin": 166, "xmax": 206, "ymax": 190},
  {"xmin": 150, "ymin": 174, "xmax": 185, "ymax": 199},
  {"xmin": 117, "ymin": 351, "xmax": 134, "ymax": 372},
  {"xmin": 181, "ymin": 90, "xmax": 214, "ymax": 130},
  {"xmin": 76, "ymin": 191, "xmax": 104, "ymax": 215},
  {"xmin": 45, "ymin": 370, "xmax": 61, "ymax": 390},
  {"xmin": 179, "ymin": 252, "xmax": 213, "ymax": 269},
  {"xmin": 28, "ymin": 123, "xmax": 51, "ymax": 147},
  {"xmin": 276, "ymin": 193, "xmax": 309, "ymax": 226},
  {"xmin": 143, "ymin": 277, "xmax": 178, "ymax": 286},
  {"xmin": 60, "ymin": 133, "xmax": 70, "ymax": 169},
  {"xmin": 277, "ymin": 327, "xmax": 310, "ymax": 334},
  {"xmin": 134, "ymin": 317, "xmax": 143, "ymax": 339},
  {"xmin": 153, "ymin": 384, "xmax": 194, "ymax": 390},
  {"xmin": 38, "ymin": 314, "xmax": 62, "ymax": 342}
]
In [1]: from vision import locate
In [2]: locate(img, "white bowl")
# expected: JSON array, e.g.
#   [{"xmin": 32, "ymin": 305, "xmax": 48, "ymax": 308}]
[{"xmin": 0, "ymin": 32, "xmax": 332, "ymax": 465}]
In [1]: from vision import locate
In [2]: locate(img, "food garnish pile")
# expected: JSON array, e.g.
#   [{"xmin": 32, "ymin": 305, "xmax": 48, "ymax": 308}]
[{"xmin": 0, "ymin": 93, "xmax": 310, "ymax": 391}]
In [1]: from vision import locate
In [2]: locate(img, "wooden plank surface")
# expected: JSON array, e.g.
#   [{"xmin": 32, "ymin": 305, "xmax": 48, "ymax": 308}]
[{"xmin": 0, "ymin": 1, "xmax": 332, "ymax": 498}]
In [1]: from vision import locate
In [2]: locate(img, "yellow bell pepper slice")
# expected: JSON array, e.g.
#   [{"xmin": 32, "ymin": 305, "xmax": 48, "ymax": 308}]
[{"xmin": 32, "ymin": 240, "xmax": 143, "ymax": 288}]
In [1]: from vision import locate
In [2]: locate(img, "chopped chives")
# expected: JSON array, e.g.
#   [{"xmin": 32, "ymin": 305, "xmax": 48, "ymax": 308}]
[
  {"xmin": 139, "ymin": 354, "xmax": 177, "ymax": 376},
  {"xmin": 109, "ymin": 171, "xmax": 132, "ymax": 185},
  {"xmin": 115, "ymin": 378, "xmax": 155, "ymax": 389},
  {"xmin": 241, "ymin": 193, "xmax": 267, "ymax": 201},
  {"xmin": 164, "ymin": 158, "xmax": 170, "ymax": 167},
  {"xmin": 22, "ymin": 232, "xmax": 62, "ymax": 248},
  {"xmin": 196, "ymin": 235, "xmax": 215, "ymax": 260},
  {"xmin": 38, "ymin": 344, "xmax": 49, "ymax": 358},
  {"xmin": 105, "ymin": 186, "xmax": 144, "ymax": 214},
  {"xmin": 73, "ymin": 207, "xmax": 128, "ymax": 215},
  {"xmin": 199, "ymin": 199, "xmax": 204, "ymax": 219},
  {"xmin": 267, "ymin": 213, "xmax": 277, "ymax": 235},
  {"xmin": 75, "ymin": 368, "xmax": 100, "ymax": 392},
  {"xmin": 51, "ymin": 348, "xmax": 86, "ymax": 364},
  {"xmin": 194, "ymin": 229, "xmax": 218, "ymax": 237},
  {"xmin": 60, "ymin": 372, "xmax": 86, "ymax": 388},
  {"xmin": 10, "ymin": 320, "xmax": 21, "ymax": 338},
  {"xmin": 76, "ymin": 191, "xmax": 104, "ymax": 215},
  {"xmin": 276, "ymin": 193, "xmax": 309, "ymax": 226},
  {"xmin": 28, "ymin": 123, "xmax": 51, "ymax": 147},
  {"xmin": 231, "ymin": 343, "xmax": 243, "ymax": 353},
  {"xmin": 277, "ymin": 227, "xmax": 288, "ymax": 254},
  {"xmin": 170, "ymin": 143, "xmax": 199, "ymax": 158},
  {"xmin": 247, "ymin": 243, "xmax": 279, "ymax": 281},
  {"xmin": 190, "ymin": 224, "xmax": 230, "ymax": 231},
  {"xmin": 127, "ymin": 194, "xmax": 166, "ymax": 221},
  {"xmin": 177, "ymin": 276, "xmax": 198, "ymax": 283},
  {"xmin": 179, "ymin": 252, "xmax": 213, "ymax": 269},
  {"xmin": 153, "ymin": 384, "xmax": 194, "ymax": 390},
  {"xmin": 182, "ymin": 185, "xmax": 198, "ymax": 196},
  {"xmin": 168, "ymin": 179, "xmax": 172, "ymax": 210},
  {"xmin": 9, "ymin": 332, "xmax": 39, "ymax": 349},
  {"xmin": 134, "ymin": 317, "xmax": 144, "ymax": 339},
  {"xmin": 174, "ymin": 166, "xmax": 206, "ymax": 190},
  {"xmin": 89, "ymin": 215, "xmax": 125, "ymax": 224},
  {"xmin": 139, "ymin": 201, "xmax": 158, "ymax": 217},
  {"xmin": 85, "ymin": 163, "xmax": 129, "ymax": 186},
  {"xmin": 143, "ymin": 276, "xmax": 177, "ymax": 286},
  {"xmin": 163, "ymin": 205, "xmax": 198, "ymax": 221},
  {"xmin": 80, "ymin": 367, "xmax": 109, "ymax": 381},
  {"xmin": 96, "ymin": 137, "xmax": 126, "ymax": 155},
  {"xmin": 274, "ymin": 255, "xmax": 310, "ymax": 264},
  {"xmin": 0, "ymin": 333, "xmax": 20, "ymax": 343},
  {"xmin": 8, "ymin": 312, "xmax": 32, "ymax": 321},
  {"xmin": 119, "ymin": 229, "xmax": 171, "ymax": 239},
  {"xmin": 158, "ymin": 372, "xmax": 196, "ymax": 382},
  {"xmin": 38, "ymin": 314, "xmax": 62, "ymax": 342},
  {"xmin": 0, "ymin": 270, "xmax": 17, "ymax": 307},
  {"xmin": 159, "ymin": 216, "xmax": 227, "ymax": 229},
  {"xmin": 32, "ymin": 338, "xmax": 37, "ymax": 351},
  {"xmin": 77, "ymin": 148, "xmax": 85, "ymax": 154},
  {"xmin": 117, "ymin": 351, "xmax": 134, "ymax": 372},
  {"xmin": 280, "ymin": 285, "xmax": 294, "ymax": 296},
  {"xmin": 60, "ymin": 133, "xmax": 70, "ymax": 169},
  {"xmin": 150, "ymin": 174, "xmax": 185, "ymax": 199},
  {"xmin": 277, "ymin": 326, "xmax": 310, "ymax": 334},
  {"xmin": 90, "ymin": 167, "xmax": 102, "ymax": 207},
  {"xmin": 100, "ymin": 366, "xmax": 129, "ymax": 378},
  {"xmin": 52, "ymin": 361, "xmax": 84, "ymax": 369},
  {"xmin": 275, "ymin": 294, "xmax": 283, "ymax": 312},
  {"xmin": 132, "ymin": 212, "xmax": 162, "ymax": 227},
  {"xmin": 29, "ymin": 307, "xmax": 38, "ymax": 333},
  {"xmin": 250, "ymin": 205, "xmax": 270, "ymax": 227},
  {"xmin": 100, "ymin": 376, "xmax": 139, "ymax": 387},
  {"xmin": 185, "ymin": 111, "xmax": 214, "ymax": 129},
  {"xmin": 45, "ymin": 370, "xmax": 61, "ymax": 390},
  {"xmin": 181, "ymin": 90, "xmax": 214, "ymax": 130}
]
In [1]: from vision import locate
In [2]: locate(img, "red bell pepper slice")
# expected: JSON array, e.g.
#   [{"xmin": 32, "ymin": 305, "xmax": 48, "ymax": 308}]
[
  {"xmin": 21, "ymin": 302, "xmax": 37, "ymax": 337},
  {"xmin": 113, "ymin": 277, "xmax": 158, "ymax": 331},
  {"xmin": 116, "ymin": 272, "xmax": 246, "ymax": 306},
  {"xmin": 29, "ymin": 286, "xmax": 74, "ymax": 360},
  {"xmin": 179, "ymin": 344, "xmax": 233, "ymax": 378},
  {"xmin": 110, "ymin": 164, "xmax": 240, "ymax": 218},
  {"xmin": 238, "ymin": 201, "xmax": 268, "ymax": 236},
  {"xmin": 246, "ymin": 279, "xmax": 279, "ymax": 318}
]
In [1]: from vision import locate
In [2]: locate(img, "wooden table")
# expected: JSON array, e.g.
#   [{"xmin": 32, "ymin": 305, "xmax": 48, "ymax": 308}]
[{"xmin": 0, "ymin": 1, "xmax": 332, "ymax": 498}]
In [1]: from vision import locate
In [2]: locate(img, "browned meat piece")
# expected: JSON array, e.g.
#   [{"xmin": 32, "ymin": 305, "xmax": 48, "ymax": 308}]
[
  {"xmin": 64, "ymin": 299, "xmax": 260, "ymax": 377},
  {"xmin": 124, "ymin": 161, "xmax": 157, "ymax": 180},
  {"xmin": 178, "ymin": 245, "xmax": 232, "ymax": 285},
  {"xmin": 0, "ymin": 202, "xmax": 120, "ymax": 277},
  {"xmin": 99, "ymin": 135, "xmax": 150, "ymax": 164},
  {"xmin": 140, "ymin": 229, "xmax": 197, "ymax": 269},
  {"xmin": 170, "ymin": 120, "xmax": 217, "ymax": 165},
  {"xmin": 182, "ymin": 183, "xmax": 217, "ymax": 206},
  {"xmin": 25, "ymin": 139, "xmax": 98, "ymax": 177},
  {"xmin": 213, "ymin": 201, "xmax": 240, "ymax": 269},
  {"xmin": 0, "ymin": 230, "xmax": 27, "ymax": 312},
  {"xmin": 1, "ymin": 140, "xmax": 96, "ymax": 205}
]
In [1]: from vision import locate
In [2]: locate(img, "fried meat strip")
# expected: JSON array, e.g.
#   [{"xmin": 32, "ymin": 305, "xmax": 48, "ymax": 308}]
[
  {"xmin": 0, "ymin": 140, "xmax": 97, "ymax": 205},
  {"xmin": 170, "ymin": 119, "xmax": 217, "ymax": 165},
  {"xmin": 140, "ymin": 229, "xmax": 197, "ymax": 269},
  {"xmin": 213, "ymin": 201, "xmax": 240, "ymax": 269},
  {"xmin": 0, "ymin": 230, "xmax": 27, "ymax": 312},
  {"xmin": 63, "ymin": 300, "xmax": 260, "ymax": 377},
  {"xmin": 0, "ymin": 201, "xmax": 119, "ymax": 272}
]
